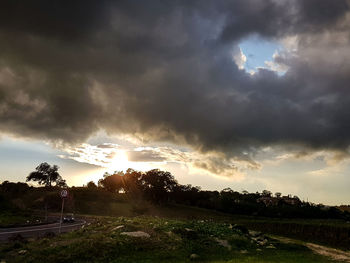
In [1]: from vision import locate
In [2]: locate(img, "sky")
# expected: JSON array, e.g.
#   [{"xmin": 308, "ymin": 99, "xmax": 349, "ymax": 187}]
[{"xmin": 1, "ymin": 0, "xmax": 350, "ymax": 205}]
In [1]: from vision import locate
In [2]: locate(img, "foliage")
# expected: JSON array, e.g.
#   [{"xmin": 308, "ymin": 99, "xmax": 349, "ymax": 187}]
[
  {"xmin": 86, "ymin": 181, "xmax": 97, "ymax": 188},
  {"xmin": 0, "ymin": 216, "xmax": 335, "ymax": 263},
  {"xmin": 26, "ymin": 162, "xmax": 67, "ymax": 187},
  {"xmin": 1, "ymin": 179, "xmax": 350, "ymax": 248},
  {"xmin": 1, "ymin": 164, "xmax": 348, "ymax": 221},
  {"xmin": 97, "ymin": 169, "xmax": 346, "ymax": 220},
  {"xmin": 98, "ymin": 169, "xmax": 178, "ymax": 204}
]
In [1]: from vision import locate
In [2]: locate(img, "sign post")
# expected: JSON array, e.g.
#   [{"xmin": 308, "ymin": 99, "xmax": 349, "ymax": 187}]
[{"xmin": 59, "ymin": 189, "xmax": 68, "ymax": 234}]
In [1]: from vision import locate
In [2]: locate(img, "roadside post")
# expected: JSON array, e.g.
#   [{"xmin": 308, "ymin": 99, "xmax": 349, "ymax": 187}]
[{"xmin": 59, "ymin": 189, "xmax": 68, "ymax": 234}]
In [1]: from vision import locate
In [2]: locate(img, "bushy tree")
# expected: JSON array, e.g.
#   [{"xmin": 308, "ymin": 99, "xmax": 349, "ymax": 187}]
[
  {"xmin": 95, "ymin": 168, "xmax": 346, "ymax": 220},
  {"xmin": 98, "ymin": 172, "xmax": 124, "ymax": 193},
  {"xmin": 98, "ymin": 169, "xmax": 178, "ymax": 204},
  {"xmin": 262, "ymin": 190, "xmax": 272, "ymax": 197},
  {"xmin": 140, "ymin": 169, "xmax": 178, "ymax": 204},
  {"xmin": 275, "ymin": 192, "xmax": 282, "ymax": 198},
  {"xmin": 86, "ymin": 181, "xmax": 97, "ymax": 189},
  {"xmin": 26, "ymin": 162, "xmax": 66, "ymax": 187}
]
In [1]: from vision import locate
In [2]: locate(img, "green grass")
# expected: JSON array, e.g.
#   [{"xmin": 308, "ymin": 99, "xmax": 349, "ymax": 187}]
[
  {"xmin": 3, "ymin": 186, "xmax": 350, "ymax": 252},
  {"xmin": 235, "ymin": 218, "xmax": 350, "ymax": 250},
  {"xmin": 0, "ymin": 212, "xmax": 42, "ymax": 227},
  {"xmin": 0, "ymin": 216, "xmax": 336, "ymax": 263}
]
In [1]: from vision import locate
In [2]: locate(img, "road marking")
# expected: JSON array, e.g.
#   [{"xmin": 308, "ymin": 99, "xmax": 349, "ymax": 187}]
[{"xmin": 0, "ymin": 221, "xmax": 86, "ymax": 235}]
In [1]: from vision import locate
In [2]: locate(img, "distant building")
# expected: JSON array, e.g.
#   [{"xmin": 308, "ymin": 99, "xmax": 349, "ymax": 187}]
[
  {"xmin": 257, "ymin": 196, "xmax": 279, "ymax": 206},
  {"xmin": 257, "ymin": 195, "xmax": 301, "ymax": 207}
]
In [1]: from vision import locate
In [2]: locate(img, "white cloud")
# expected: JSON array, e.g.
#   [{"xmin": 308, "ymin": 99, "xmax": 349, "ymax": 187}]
[
  {"xmin": 58, "ymin": 142, "xmax": 253, "ymax": 179},
  {"xmin": 233, "ymin": 47, "xmax": 247, "ymax": 70}
]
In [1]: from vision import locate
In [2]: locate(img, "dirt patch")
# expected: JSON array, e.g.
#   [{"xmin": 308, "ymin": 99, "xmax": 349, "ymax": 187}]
[
  {"xmin": 273, "ymin": 235, "xmax": 350, "ymax": 262},
  {"xmin": 306, "ymin": 243, "xmax": 350, "ymax": 263}
]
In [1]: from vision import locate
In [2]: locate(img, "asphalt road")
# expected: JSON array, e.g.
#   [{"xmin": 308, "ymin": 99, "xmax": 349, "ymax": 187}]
[{"xmin": 0, "ymin": 219, "xmax": 86, "ymax": 242}]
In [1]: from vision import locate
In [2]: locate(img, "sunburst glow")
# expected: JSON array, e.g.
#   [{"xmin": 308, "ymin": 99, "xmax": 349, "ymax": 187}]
[{"xmin": 108, "ymin": 150, "xmax": 130, "ymax": 171}]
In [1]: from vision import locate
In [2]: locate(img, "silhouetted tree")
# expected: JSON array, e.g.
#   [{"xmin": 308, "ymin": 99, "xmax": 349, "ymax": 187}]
[
  {"xmin": 94, "ymin": 167, "xmax": 347, "ymax": 219},
  {"xmin": 86, "ymin": 181, "xmax": 97, "ymax": 189},
  {"xmin": 26, "ymin": 162, "xmax": 66, "ymax": 187},
  {"xmin": 262, "ymin": 190, "xmax": 272, "ymax": 197},
  {"xmin": 139, "ymin": 169, "xmax": 178, "ymax": 204},
  {"xmin": 275, "ymin": 192, "xmax": 282, "ymax": 198},
  {"xmin": 98, "ymin": 172, "xmax": 123, "ymax": 193},
  {"xmin": 122, "ymin": 169, "xmax": 143, "ymax": 197}
]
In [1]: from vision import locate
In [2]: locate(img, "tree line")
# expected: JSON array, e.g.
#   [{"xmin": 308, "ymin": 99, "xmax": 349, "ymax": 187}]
[
  {"xmin": 1, "ymin": 162, "xmax": 348, "ymax": 220},
  {"xmin": 93, "ymin": 168, "xmax": 348, "ymax": 219}
]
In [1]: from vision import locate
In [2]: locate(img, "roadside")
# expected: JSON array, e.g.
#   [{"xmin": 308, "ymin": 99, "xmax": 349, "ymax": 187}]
[
  {"xmin": 0, "ymin": 215, "xmax": 58, "ymax": 229},
  {"xmin": 273, "ymin": 235, "xmax": 350, "ymax": 262},
  {"xmin": 0, "ymin": 219, "xmax": 86, "ymax": 242}
]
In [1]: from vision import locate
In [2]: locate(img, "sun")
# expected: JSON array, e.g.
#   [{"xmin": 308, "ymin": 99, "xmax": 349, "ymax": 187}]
[
  {"xmin": 107, "ymin": 150, "xmax": 130, "ymax": 172},
  {"xmin": 107, "ymin": 149, "xmax": 159, "ymax": 173}
]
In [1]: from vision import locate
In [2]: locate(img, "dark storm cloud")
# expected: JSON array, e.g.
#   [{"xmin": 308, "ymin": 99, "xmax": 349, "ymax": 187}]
[
  {"xmin": 0, "ymin": 0, "xmax": 111, "ymax": 40},
  {"xmin": 220, "ymin": 0, "xmax": 349, "ymax": 42},
  {"xmin": 1, "ymin": 0, "xmax": 350, "ymax": 163}
]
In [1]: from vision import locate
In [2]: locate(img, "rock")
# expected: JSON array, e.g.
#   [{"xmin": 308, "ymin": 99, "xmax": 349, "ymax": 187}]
[
  {"xmin": 215, "ymin": 238, "xmax": 232, "ymax": 250},
  {"xmin": 252, "ymin": 235, "xmax": 269, "ymax": 246},
  {"xmin": 189, "ymin": 253, "xmax": 199, "ymax": 260},
  {"xmin": 112, "ymin": 225, "xmax": 124, "ymax": 231},
  {"xmin": 18, "ymin": 250, "xmax": 27, "ymax": 255},
  {"xmin": 257, "ymin": 239, "xmax": 268, "ymax": 246},
  {"xmin": 256, "ymin": 248, "xmax": 262, "ymax": 252},
  {"xmin": 249, "ymin": 230, "xmax": 262, "ymax": 237},
  {"xmin": 120, "ymin": 231, "xmax": 150, "ymax": 238},
  {"xmin": 266, "ymin": 244, "xmax": 276, "ymax": 249},
  {"xmin": 240, "ymin": 250, "xmax": 248, "ymax": 254}
]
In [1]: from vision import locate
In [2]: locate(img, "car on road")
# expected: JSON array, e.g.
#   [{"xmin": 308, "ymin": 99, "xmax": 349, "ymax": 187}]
[{"xmin": 63, "ymin": 214, "xmax": 75, "ymax": 223}]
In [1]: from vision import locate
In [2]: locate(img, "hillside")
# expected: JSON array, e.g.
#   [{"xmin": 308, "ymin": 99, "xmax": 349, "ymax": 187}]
[
  {"xmin": 0, "ymin": 216, "xmax": 336, "ymax": 263},
  {"xmin": 1, "ymin": 183, "xmax": 350, "ymax": 250}
]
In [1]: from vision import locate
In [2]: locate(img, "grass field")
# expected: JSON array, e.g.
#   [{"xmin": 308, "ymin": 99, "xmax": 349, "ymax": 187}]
[
  {"xmin": 2, "ymin": 186, "xmax": 350, "ymax": 251},
  {"xmin": 0, "ymin": 216, "xmax": 336, "ymax": 263},
  {"xmin": 0, "ymin": 212, "xmax": 43, "ymax": 228},
  {"xmin": 73, "ymin": 198, "xmax": 350, "ymax": 250}
]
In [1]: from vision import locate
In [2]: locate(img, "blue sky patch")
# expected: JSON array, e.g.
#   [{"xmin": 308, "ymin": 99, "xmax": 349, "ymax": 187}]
[{"xmin": 239, "ymin": 35, "xmax": 282, "ymax": 73}]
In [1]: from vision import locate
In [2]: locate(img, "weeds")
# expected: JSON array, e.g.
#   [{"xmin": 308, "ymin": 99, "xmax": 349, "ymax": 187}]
[{"xmin": 0, "ymin": 216, "xmax": 336, "ymax": 263}]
